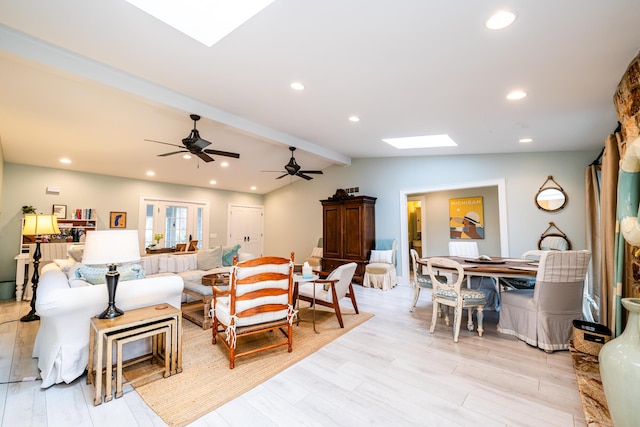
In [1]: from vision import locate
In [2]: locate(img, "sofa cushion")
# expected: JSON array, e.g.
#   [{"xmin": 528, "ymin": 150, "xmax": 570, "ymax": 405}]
[
  {"xmin": 222, "ymin": 244, "xmax": 242, "ymax": 266},
  {"xmin": 53, "ymin": 258, "xmax": 76, "ymax": 275},
  {"xmin": 75, "ymin": 263, "xmax": 145, "ymax": 285},
  {"xmin": 197, "ymin": 247, "xmax": 223, "ymax": 270}
]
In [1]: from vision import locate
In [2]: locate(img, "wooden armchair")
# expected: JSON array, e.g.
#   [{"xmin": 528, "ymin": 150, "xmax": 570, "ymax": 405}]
[{"xmin": 211, "ymin": 253, "xmax": 295, "ymax": 368}]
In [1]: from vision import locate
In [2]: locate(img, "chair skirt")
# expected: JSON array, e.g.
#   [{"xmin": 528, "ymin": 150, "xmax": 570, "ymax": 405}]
[{"xmin": 363, "ymin": 264, "xmax": 397, "ymax": 290}]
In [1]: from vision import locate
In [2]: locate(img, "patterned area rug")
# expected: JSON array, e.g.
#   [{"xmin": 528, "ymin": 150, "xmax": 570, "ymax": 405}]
[
  {"xmin": 568, "ymin": 341, "xmax": 613, "ymax": 426},
  {"xmin": 127, "ymin": 305, "xmax": 373, "ymax": 427}
]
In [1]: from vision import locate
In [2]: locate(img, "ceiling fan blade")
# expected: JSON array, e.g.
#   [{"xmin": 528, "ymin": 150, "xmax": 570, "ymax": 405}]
[
  {"xmin": 261, "ymin": 170, "xmax": 287, "ymax": 173},
  {"xmin": 146, "ymin": 139, "xmax": 184, "ymax": 149},
  {"xmin": 158, "ymin": 150, "xmax": 188, "ymax": 157},
  {"xmin": 299, "ymin": 170, "xmax": 323, "ymax": 175},
  {"xmin": 196, "ymin": 152, "xmax": 215, "ymax": 163},
  {"xmin": 203, "ymin": 149, "xmax": 241, "ymax": 159},
  {"xmin": 276, "ymin": 173, "xmax": 288, "ymax": 179},
  {"xmin": 296, "ymin": 172, "xmax": 313, "ymax": 180}
]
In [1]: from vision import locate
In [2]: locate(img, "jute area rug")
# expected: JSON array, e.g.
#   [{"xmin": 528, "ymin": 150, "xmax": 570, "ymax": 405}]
[
  {"xmin": 128, "ymin": 305, "xmax": 373, "ymax": 427},
  {"xmin": 568, "ymin": 341, "xmax": 613, "ymax": 426}
]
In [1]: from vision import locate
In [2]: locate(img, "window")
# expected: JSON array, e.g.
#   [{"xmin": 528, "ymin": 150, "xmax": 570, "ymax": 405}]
[{"xmin": 138, "ymin": 196, "xmax": 209, "ymax": 250}]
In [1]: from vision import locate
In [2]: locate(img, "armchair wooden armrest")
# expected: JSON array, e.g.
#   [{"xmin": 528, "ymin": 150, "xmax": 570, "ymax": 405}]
[
  {"xmin": 314, "ymin": 278, "xmax": 339, "ymax": 286},
  {"xmin": 212, "ymin": 286, "xmax": 230, "ymax": 297}
]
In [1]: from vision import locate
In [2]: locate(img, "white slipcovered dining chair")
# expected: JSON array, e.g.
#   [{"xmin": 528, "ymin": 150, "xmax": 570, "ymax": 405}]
[
  {"xmin": 498, "ymin": 250, "xmax": 591, "ymax": 352},
  {"xmin": 363, "ymin": 239, "xmax": 397, "ymax": 291},
  {"xmin": 426, "ymin": 257, "xmax": 487, "ymax": 342}
]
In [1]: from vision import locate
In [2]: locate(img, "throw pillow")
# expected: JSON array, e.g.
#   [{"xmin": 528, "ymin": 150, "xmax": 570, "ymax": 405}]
[
  {"xmin": 370, "ymin": 250, "xmax": 393, "ymax": 264},
  {"xmin": 67, "ymin": 245, "xmax": 85, "ymax": 262},
  {"xmin": 75, "ymin": 263, "xmax": 145, "ymax": 285},
  {"xmin": 197, "ymin": 246, "xmax": 223, "ymax": 270},
  {"xmin": 222, "ymin": 244, "xmax": 242, "ymax": 266}
]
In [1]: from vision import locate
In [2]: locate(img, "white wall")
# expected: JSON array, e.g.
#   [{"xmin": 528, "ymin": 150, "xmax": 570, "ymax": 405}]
[
  {"xmin": 264, "ymin": 150, "xmax": 598, "ymax": 284},
  {"xmin": 0, "ymin": 163, "xmax": 263, "ymax": 281}
]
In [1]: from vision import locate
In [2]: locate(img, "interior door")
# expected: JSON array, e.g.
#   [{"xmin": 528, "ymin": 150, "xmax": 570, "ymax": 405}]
[{"xmin": 228, "ymin": 204, "xmax": 263, "ymax": 257}]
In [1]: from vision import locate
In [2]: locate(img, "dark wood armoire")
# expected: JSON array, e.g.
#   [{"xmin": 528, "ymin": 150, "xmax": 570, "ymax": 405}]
[{"xmin": 321, "ymin": 192, "xmax": 376, "ymax": 283}]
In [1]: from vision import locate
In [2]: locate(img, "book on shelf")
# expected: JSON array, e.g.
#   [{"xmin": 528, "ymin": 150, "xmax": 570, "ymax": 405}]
[{"xmin": 72, "ymin": 208, "xmax": 97, "ymax": 220}]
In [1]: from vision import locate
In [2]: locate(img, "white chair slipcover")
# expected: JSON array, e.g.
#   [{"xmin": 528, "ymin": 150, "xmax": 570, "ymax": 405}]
[
  {"xmin": 363, "ymin": 239, "xmax": 397, "ymax": 291},
  {"xmin": 498, "ymin": 250, "xmax": 591, "ymax": 352}
]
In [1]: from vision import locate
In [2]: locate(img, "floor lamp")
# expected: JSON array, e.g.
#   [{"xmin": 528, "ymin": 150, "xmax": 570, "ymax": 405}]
[
  {"xmin": 21, "ymin": 214, "xmax": 60, "ymax": 322},
  {"xmin": 82, "ymin": 230, "xmax": 141, "ymax": 319}
]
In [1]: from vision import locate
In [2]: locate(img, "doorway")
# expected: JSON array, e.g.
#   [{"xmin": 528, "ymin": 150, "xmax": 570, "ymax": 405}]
[
  {"xmin": 227, "ymin": 204, "xmax": 264, "ymax": 257},
  {"xmin": 399, "ymin": 179, "xmax": 509, "ymax": 285}
]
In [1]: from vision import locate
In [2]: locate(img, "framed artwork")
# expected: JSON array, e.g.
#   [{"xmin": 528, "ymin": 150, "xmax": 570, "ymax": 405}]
[
  {"xmin": 109, "ymin": 211, "xmax": 126, "ymax": 228},
  {"xmin": 52, "ymin": 204, "xmax": 67, "ymax": 219},
  {"xmin": 449, "ymin": 197, "xmax": 484, "ymax": 239}
]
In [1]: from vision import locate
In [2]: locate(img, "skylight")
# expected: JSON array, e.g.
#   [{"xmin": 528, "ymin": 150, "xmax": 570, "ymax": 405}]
[
  {"xmin": 383, "ymin": 134, "xmax": 457, "ymax": 149},
  {"xmin": 126, "ymin": 0, "xmax": 275, "ymax": 47}
]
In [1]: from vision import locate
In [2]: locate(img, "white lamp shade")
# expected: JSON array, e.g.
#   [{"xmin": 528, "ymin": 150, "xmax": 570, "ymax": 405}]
[
  {"xmin": 22, "ymin": 214, "xmax": 60, "ymax": 235},
  {"xmin": 82, "ymin": 230, "xmax": 141, "ymax": 265}
]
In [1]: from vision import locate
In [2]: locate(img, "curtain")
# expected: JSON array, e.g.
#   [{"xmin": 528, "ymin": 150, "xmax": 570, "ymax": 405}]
[
  {"xmin": 588, "ymin": 133, "xmax": 622, "ymax": 330},
  {"xmin": 609, "ymin": 133, "xmax": 626, "ymax": 335}
]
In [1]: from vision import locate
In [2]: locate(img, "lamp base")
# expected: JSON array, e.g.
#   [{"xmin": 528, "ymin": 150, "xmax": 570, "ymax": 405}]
[
  {"xmin": 20, "ymin": 310, "xmax": 40, "ymax": 322},
  {"xmin": 97, "ymin": 304, "xmax": 124, "ymax": 319}
]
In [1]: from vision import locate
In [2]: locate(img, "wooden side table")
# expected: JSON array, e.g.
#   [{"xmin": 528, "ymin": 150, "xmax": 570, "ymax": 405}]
[{"xmin": 87, "ymin": 304, "xmax": 182, "ymax": 406}]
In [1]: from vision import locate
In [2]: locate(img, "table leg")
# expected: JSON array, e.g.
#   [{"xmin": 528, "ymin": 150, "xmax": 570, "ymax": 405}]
[
  {"xmin": 176, "ymin": 314, "xmax": 183, "ymax": 373},
  {"xmin": 87, "ymin": 325, "xmax": 95, "ymax": 385},
  {"xmin": 104, "ymin": 334, "xmax": 114, "ymax": 402},
  {"xmin": 94, "ymin": 330, "xmax": 104, "ymax": 406},
  {"xmin": 312, "ymin": 281, "xmax": 318, "ymax": 334}
]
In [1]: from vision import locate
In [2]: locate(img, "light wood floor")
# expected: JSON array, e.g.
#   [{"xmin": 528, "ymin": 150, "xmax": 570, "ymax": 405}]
[{"xmin": 0, "ymin": 284, "xmax": 586, "ymax": 426}]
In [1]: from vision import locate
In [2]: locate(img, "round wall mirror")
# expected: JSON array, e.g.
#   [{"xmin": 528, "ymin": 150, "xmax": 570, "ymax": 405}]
[
  {"xmin": 535, "ymin": 176, "xmax": 568, "ymax": 212},
  {"xmin": 537, "ymin": 222, "xmax": 572, "ymax": 250}
]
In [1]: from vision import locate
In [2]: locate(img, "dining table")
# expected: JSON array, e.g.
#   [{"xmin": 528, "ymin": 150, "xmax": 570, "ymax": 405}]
[{"xmin": 417, "ymin": 255, "xmax": 539, "ymax": 297}]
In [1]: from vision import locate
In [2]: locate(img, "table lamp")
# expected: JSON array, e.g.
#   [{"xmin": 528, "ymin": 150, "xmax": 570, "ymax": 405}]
[
  {"xmin": 20, "ymin": 214, "xmax": 60, "ymax": 322},
  {"xmin": 82, "ymin": 230, "xmax": 141, "ymax": 319}
]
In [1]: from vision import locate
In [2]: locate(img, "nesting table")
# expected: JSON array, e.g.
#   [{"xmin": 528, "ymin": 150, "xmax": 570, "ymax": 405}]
[{"xmin": 87, "ymin": 304, "xmax": 183, "ymax": 405}]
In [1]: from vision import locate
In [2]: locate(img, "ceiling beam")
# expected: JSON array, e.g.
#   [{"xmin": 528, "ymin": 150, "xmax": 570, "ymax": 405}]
[{"xmin": 0, "ymin": 24, "xmax": 351, "ymax": 166}]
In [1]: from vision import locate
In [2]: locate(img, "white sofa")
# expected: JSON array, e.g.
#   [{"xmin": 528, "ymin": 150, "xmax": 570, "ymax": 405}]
[
  {"xmin": 33, "ymin": 245, "xmax": 250, "ymax": 387},
  {"xmin": 33, "ymin": 262, "xmax": 184, "ymax": 388}
]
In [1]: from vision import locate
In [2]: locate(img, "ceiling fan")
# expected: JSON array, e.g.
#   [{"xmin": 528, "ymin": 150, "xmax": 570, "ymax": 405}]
[
  {"xmin": 263, "ymin": 147, "xmax": 323, "ymax": 180},
  {"xmin": 146, "ymin": 114, "xmax": 240, "ymax": 163}
]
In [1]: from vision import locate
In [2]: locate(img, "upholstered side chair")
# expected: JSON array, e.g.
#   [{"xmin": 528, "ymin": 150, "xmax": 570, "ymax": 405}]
[
  {"xmin": 498, "ymin": 250, "xmax": 591, "ymax": 352},
  {"xmin": 409, "ymin": 249, "xmax": 444, "ymax": 316},
  {"xmin": 296, "ymin": 262, "xmax": 358, "ymax": 328},
  {"xmin": 426, "ymin": 257, "xmax": 487, "ymax": 342},
  {"xmin": 211, "ymin": 253, "xmax": 295, "ymax": 368},
  {"xmin": 363, "ymin": 239, "xmax": 397, "ymax": 291}
]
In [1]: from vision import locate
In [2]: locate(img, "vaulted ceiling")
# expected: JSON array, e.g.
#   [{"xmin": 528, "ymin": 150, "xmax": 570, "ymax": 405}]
[{"xmin": 1, "ymin": 1, "xmax": 639, "ymax": 194}]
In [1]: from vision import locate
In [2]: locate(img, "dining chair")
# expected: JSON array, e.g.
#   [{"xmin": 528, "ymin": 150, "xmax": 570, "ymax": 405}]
[
  {"xmin": 499, "ymin": 250, "xmax": 544, "ymax": 290},
  {"xmin": 448, "ymin": 241, "xmax": 499, "ymax": 311},
  {"xmin": 497, "ymin": 250, "xmax": 591, "ymax": 352},
  {"xmin": 426, "ymin": 257, "xmax": 487, "ymax": 342},
  {"xmin": 409, "ymin": 249, "xmax": 444, "ymax": 316},
  {"xmin": 296, "ymin": 262, "xmax": 358, "ymax": 328},
  {"xmin": 211, "ymin": 253, "xmax": 295, "ymax": 368}
]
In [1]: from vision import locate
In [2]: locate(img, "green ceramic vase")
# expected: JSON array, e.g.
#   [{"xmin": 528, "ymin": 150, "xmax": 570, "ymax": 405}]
[{"xmin": 599, "ymin": 297, "xmax": 640, "ymax": 426}]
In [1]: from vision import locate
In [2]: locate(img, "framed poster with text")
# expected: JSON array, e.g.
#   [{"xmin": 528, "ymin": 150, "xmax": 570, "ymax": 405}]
[{"xmin": 449, "ymin": 197, "xmax": 484, "ymax": 239}]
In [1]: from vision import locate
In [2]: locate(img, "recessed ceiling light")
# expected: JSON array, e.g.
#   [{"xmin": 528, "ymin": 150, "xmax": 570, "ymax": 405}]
[
  {"xmin": 251, "ymin": 186, "xmax": 257, "ymax": 191},
  {"xmin": 125, "ymin": 0, "xmax": 275, "ymax": 47},
  {"xmin": 209, "ymin": 180, "xmax": 217, "ymax": 185},
  {"xmin": 519, "ymin": 138, "xmax": 533, "ymax": 143},
  {"xmin": 290, "ymin": 82, "xmax": 305, "ymax": 91},
  {"xmin": 507, "ymin": 90, "xmax": 527, "ymax": 100},
  {"xmin": 183, "ymin": 154, "xmax": 192, "ymax": 159},
  {"xmin": 146, "ymin": 171, "xmax": 155, "ymax": 176},
  {"xmin": 220, "ymin": 161, "xmax": 229, "ymax": 167},
  {"xmin": 382, "ymin": 134, "xmax": 457, "ymax": 149},
  {"xmin": 59, "ymin": 158, "xmax": 71, "ymax": 164},
  {"xmin": 486, "ymin": 10, "xmax": 517, "ymax": 30},
  {"xmin": 348, "ymin": 116, "xmax": 360, "ymax": 122}
]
